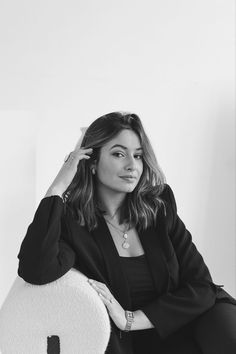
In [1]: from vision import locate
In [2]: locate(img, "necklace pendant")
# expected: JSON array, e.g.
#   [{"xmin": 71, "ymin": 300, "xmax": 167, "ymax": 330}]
[{"xmin": 122, "ymin": 241, "xmax": 130, "ymax": 249}]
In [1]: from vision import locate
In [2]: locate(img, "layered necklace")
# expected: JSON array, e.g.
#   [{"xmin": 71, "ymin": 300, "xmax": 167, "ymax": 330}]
[{"xmin": 104, "ymin": 218, "xmax": 131, "ymax": 249}]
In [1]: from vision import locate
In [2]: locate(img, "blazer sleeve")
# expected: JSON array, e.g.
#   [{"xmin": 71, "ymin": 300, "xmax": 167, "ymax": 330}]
[
  {"xmin": 140, "ymin": 184, "xmax": 219, "ymax": 339},
  {"xmin": 17, "ymin": 195, "xmax": 76, "ymax": 285}
]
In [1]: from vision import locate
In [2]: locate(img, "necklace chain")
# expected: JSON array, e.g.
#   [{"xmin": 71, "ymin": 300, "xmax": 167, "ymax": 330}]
[
  {"xmin": 104, "ymin": 218, "xmax": 131, "ymax": 249},
  {"xmin": 104, "ymin": 218, "xmax": 129, "ymax": 233}
]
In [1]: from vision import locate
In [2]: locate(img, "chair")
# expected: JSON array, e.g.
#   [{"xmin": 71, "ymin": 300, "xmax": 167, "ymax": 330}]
[{"xmin": 0, "ymin": 268, "xmax": 111, "ymax": 354}]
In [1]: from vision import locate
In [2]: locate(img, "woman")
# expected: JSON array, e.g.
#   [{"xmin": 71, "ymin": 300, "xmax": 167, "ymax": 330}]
[{"xmin": 17, "ymin": 111, "xmax": 236, "ymax": 354}]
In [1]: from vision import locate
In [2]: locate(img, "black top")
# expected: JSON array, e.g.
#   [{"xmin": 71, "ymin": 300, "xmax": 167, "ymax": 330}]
[{"xmin": 119, "ymin": 254, "xmax": 157, "ymax": 311}]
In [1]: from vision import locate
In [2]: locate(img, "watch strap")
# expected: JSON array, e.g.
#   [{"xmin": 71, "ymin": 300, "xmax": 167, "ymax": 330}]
[{"xmin": 124, "ymin": 310, "xmax": 134, "ymax": 332}]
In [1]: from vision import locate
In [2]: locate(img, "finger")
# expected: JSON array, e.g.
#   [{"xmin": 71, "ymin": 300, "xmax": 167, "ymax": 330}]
[
  {"xmin": 76, "ymin": 147, "xmax": 93, "ymax": 153},
  {"xmin": 88, "ymin": 280, "xmax": 115, "ymax": 305},
  {"xmin": 98, "ymin": 292, "xmax": 113, "ymax": 305},
  {"xmin": 88, "ymin": 281, "xmax": 113, "ymax": 301},
  {"xmin": 80, "ymin": 147, "xmax": 93, "ymax": 152},
  {"xmin": 88, "ymin": 279, "xmax": 106, "ymax": 287},
  {"xmin": 89, "ymin": 281, "xmax": 106, "ymax": 293},
  {"xmin": 76, "ymin": 153, "xmax": 92, "ymax": 162},
  {"xmin": 77, "ymin": 151, "xmax": 93, "ymax": 160},
  {"xmin": 64, "ymin": 152, "xmax": 90, "ymax": 164},
  {"xmin": 94, "ymin": 288, "xmax": 107, "ymax": 297},
  {"xmin": 80, "ymin": 155, "xmax": 91, "ymax": 159},
  {"xmin": 89, "ymin": 280, "xmax": 108, "ymax": 291}
]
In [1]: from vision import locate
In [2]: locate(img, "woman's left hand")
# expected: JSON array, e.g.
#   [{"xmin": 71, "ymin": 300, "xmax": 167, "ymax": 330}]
[{"xmin": 88, "ymin": 279, "xmax": 126, "ymax": 330}]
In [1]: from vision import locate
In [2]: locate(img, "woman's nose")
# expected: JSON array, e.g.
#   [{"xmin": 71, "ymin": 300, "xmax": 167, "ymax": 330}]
[{"xmin": 125, "ymin": 156, "xmax": 136, "ymax": 169}]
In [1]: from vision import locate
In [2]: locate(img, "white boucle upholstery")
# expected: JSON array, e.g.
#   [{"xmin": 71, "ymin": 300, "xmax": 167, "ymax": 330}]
[{"xmin": 0, "ymin": 268, "xmax": 111, "ymax": 354}]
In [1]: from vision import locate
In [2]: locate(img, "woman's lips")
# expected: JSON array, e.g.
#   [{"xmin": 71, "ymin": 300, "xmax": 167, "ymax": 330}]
[{"xmin": 120, "ymin": 177, "xmax": 136, "ymax": 183}]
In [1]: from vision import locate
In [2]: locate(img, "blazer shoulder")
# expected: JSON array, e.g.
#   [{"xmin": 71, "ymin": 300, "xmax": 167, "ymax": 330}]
[
  {"xmin": 159, "ymin": 183, "xmax": 172, "ymax": 206},
  {"xmin": 157, "ymin": 183, "xmax": 177, "ymax": 232},
  {"xmin": 159, "ymin": 183, "xmax": 177, "ymax": 211},
  {"xmin": 159, "ymin": 183, "xmax": 169, "ymax": 198}
]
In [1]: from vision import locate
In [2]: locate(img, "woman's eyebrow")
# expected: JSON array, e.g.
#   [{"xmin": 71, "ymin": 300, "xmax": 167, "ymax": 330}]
[{"xmin": 110, "ymin": 144, "xmax": 143, "ymax": 151}]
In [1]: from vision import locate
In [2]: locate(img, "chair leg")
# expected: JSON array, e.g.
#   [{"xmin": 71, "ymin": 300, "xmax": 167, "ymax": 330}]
[
  {"xmin": 47, "ymin": 335, "xmax": 60, "ymax": 354},
  {"xmin": 193, "ymin": 302, "xmax": 236, "ymax": 354}
]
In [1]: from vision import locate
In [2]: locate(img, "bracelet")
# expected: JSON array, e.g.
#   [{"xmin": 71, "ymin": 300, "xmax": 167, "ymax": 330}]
[{"xmin": 124, "ymin": 310, "xmax": 134, "ymax": 332}]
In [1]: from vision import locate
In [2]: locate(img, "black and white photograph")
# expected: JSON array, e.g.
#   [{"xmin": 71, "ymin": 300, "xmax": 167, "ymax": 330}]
[{"xmin": 0, "ymin": 1, "xmax": 235, "ymax": 353}]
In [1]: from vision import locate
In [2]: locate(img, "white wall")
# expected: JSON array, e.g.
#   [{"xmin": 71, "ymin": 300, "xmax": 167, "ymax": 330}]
[
  {"xmin": 0, "ymin": 113, "xmax": 37, "ymax": 305},
  {"xmin": 0, "ymin": 0, "xmax": 235, "ymax": 307}
]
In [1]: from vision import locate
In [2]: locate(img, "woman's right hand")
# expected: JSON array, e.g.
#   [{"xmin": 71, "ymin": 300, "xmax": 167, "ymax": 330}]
[{"xmin": 44, "ymin": 147, "xmax": 93, "ymax": 198}]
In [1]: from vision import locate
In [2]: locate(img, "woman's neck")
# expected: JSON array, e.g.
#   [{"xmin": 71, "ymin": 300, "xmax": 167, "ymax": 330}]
[{"xmin": 96, "ymin": 190, "xmax": 126, "ymax": 223}]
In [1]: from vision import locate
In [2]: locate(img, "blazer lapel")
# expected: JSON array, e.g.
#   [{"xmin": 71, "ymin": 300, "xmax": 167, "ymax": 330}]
[{"xmin": 91, "ymin": 215, "xmax": 132, "ymax": 309}]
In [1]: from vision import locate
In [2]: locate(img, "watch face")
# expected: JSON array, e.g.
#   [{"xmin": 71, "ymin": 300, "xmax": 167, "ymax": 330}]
[{"xmin": 126, "ymin": 311, "xmax": 134, "ymax": 319}]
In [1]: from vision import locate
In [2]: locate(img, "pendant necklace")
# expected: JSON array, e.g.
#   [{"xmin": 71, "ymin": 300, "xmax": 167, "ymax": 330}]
[{"xmin": 104, "ymin": 218, "xmax": 130, "ymax": 249}]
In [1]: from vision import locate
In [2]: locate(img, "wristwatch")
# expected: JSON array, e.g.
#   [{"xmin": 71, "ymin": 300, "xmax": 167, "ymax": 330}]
[{"xmin": 124, "ymin": 310, "xmax": 134, "ymax": 332}]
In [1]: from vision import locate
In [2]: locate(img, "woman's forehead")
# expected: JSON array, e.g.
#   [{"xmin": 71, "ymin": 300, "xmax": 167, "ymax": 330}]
[{"xmin": 104, "ymin": 130, "xmax": 142, "ymax": 150}]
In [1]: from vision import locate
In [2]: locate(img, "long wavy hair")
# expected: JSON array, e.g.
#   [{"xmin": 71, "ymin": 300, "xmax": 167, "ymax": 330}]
[{"xmin": 63, "ymin": 111, "xmax": 166, "ymax": 232}]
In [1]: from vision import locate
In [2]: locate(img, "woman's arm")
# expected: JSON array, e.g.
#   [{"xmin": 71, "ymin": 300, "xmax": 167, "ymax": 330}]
[
  {"xmin": 18, "ymin": 147, "xmax": 94, "ymax": 285},
  {"xmin": 131, "ymin": 310, "xmax": 154, "ymax": 330},
  {"xmin": 17, "ymin": 195, "xmax": 76, "ymax": 285},
  {"xmin": 138, "ymin": 184, "xmax": 219, "ymax": 339}
]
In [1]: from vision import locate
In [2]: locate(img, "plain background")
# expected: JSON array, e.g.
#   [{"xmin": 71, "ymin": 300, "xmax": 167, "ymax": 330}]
[{"xmin": 0, "ymin": 0, "xmax": 235, "ymax": 308}]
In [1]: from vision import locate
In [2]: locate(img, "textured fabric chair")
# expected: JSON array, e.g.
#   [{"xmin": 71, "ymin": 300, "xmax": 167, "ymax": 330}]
[{"xmin": 0, "ymin": 268, "xmax": 111, "ymax": 354}]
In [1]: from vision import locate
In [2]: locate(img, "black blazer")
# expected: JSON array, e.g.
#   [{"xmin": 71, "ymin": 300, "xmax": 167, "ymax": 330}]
[{"xmin": 17, "ymin": 184, "xmax": 236, "ymax": 354}]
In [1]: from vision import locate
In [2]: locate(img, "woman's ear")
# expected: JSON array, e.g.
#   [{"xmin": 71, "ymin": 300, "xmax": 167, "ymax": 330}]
[{"xmin": 90, "ymin": 161, "xmax": 97, "ymax": 175}]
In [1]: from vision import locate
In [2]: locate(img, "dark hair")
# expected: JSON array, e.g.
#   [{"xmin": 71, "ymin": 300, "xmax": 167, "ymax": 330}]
[{"xmin": 63, "ymin": 111, "xmax": 166, "ymax": 232}]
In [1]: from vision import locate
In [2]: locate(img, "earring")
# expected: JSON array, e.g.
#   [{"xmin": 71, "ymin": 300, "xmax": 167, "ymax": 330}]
[{"xmin": 92, "ymin": 168, "xmax": 96, "ymax": 175}]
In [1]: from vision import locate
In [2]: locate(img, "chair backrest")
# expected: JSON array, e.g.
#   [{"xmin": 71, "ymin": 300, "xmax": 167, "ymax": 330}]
[{"xmin": 0, "ymin": 268, "xmax": 111, "ymax": 354}]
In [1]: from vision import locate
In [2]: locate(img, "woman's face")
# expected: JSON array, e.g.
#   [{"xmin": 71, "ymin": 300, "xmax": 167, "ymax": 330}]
[{"xmin": 94, "ymin": 129, "xmax": 143, "ymax": 196}]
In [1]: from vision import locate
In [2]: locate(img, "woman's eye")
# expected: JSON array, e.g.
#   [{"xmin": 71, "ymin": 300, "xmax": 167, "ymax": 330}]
[
  {"xmin": 113, "ymin": 152, "xmax": 124, "ymax": 157},
  {"xmin": 113, "ymin": 152, "xmax": 143, "ymax": 159}
]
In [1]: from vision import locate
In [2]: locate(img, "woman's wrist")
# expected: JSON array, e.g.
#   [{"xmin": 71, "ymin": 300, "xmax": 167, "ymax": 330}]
[
  {"xmin": 123, "ymin": 311, "xmax": 134, "ymax": 332},
  {"xmin": 128, "ymin": 310, "xmax": 154, "ymax": 331}
]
